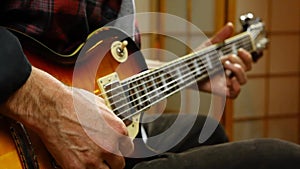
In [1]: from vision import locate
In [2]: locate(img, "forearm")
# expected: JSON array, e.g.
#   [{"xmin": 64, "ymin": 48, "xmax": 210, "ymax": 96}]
[
  {"xmin": 1, "ymin": 67, "xmax": 132, "ymax": 168},
  {"xmin": 0, "ymin": 67, "xmax": 68, "ymax": 133}
]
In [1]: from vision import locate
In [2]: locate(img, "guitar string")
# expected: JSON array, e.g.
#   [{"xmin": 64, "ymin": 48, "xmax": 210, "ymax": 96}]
[
  {"xmin": 102, "ymin": 39, "xmax": 253, "ymax": 117},
  {"xmin": 99, "ymin": 35, "xmax": 252, "ymax": 101},
  {"xmin": 113, "ymin": 43, "xmax": 253, "ymax": 119},
  {"xmin": 116, "ymin": 31, "xmax": 263, "ymax": 119},
  {"xmin": 100, "ymin": 36, "xmax": 252, "ymax": 106}
]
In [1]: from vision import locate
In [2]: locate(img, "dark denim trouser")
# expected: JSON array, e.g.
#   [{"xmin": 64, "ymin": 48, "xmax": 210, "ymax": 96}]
[{"xmin": 125, "ymin": 114, "xmax": 300, "ymax": 169}]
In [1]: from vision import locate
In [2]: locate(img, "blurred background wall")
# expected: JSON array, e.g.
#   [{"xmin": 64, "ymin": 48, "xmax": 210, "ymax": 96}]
[{"xmin": 134, "ymin": 0, "xmax": 300, "ymax": 144}]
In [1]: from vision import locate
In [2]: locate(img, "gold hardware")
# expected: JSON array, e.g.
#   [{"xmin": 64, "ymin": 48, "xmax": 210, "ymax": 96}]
[{"xmin": 111, "ymin": 40, "xmax": 128, "ymax": 63}]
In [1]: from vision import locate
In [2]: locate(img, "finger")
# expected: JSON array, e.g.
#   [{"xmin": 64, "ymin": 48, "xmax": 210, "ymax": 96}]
[
  {"xmin": 97, "ymin": 100, "xmax": 129, "ymax": 136},
  {"xmin": 103, "ymin": 152, "xmax": 125, "ymax": 169},
  {"xmin": 197, "ymin": 22, "xmax": 234, "ymax": 50},
  {"xmin": 227, "ymin": 77, "xmax": 241, "ymax": 99},
  {"xmin": 119, "ymin": 134, "xmax": 134, "ymax": 156},
  {"xmin": 90, "ymin": 161, "xmax": 110, "ymax": 169},
  {"xmin": 224, "ymin": 60, "xmax": 247, "ymax": 85},
  {"xmin": 237, "ymin": 48, "xmax": 252, "ymax": 71},
  {"xmin": 95, "ymin": 95, "xmax": 106, "ymax": 104},
  {"xmin": 209, "ymin": 22, "xmax": 234, "ymax": 44},
  {"xmin": 222, "ymin": 54, "xmax": 247, "ymax": 71}
]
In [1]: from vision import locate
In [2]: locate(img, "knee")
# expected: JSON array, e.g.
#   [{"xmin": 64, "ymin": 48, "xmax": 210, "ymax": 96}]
[{"xmin": 195, "ymin": 115, "xmax": 229, "ymax": 145}]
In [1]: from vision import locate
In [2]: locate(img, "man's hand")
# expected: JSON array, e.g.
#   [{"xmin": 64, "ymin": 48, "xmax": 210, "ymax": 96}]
[
  {"xmin": 197, "ymin": 22, "xmax": 253, "ymax": 99},
  {"xmin": 1, "ymin": 67, "xmax": 134, "ymax": 169}
]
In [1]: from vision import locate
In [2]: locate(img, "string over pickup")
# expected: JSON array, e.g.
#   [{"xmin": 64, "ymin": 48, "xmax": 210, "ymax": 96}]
[{"xmin": 97, "ymin": 72, "xmax": 141, "ymax": 138}]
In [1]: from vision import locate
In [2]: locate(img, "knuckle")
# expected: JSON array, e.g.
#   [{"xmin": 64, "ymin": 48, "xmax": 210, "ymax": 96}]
[
  {"xmin": 83, "ymin": 154, "xmax": 99, "ymax": 166},
  {"xmin": 227, "ymin": 54, "xmax": 236, "ymax": 62},
  {"xmin": 234, "ymin": 63, "xmax": 243, "ymax": 72}
]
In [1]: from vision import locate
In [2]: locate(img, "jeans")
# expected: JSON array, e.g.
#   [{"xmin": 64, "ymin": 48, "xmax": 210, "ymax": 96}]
[{"xmin": 125, "ymin": 114, "xmax": 300, "ymax": 169}]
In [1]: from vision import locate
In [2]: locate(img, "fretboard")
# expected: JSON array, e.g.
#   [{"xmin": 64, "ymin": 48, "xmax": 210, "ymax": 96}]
[{"xmin": 109, "ymin": 32, "xmax": 254, "ymax": 120}]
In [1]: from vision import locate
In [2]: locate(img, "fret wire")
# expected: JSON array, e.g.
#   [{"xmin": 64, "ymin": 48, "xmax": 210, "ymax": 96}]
[{"xmin": 101, "ymin": 39, "xmax": 253, "ymax": 103}]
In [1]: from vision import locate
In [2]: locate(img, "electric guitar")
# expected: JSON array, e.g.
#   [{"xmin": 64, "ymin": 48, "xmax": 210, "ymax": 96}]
[{"xmin": 0, "ymin": 13, "xmax": 268, "ymax": 168}]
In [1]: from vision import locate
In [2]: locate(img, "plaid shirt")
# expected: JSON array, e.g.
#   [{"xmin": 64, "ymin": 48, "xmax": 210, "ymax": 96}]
[{"xmin": 0, "ymin": 0, "xmax": 129, "ymax": 54}]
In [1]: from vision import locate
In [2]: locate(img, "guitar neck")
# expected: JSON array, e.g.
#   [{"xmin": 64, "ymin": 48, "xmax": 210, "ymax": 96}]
[{"xmin": 106, "ymin": 32, "xmax": 254, "ymax": 120}]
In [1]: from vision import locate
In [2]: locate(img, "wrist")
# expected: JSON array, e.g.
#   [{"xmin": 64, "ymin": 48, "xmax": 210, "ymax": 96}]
[{"xmin": 1, "ymin": 67, "xmax": 68, "ymax": 132}]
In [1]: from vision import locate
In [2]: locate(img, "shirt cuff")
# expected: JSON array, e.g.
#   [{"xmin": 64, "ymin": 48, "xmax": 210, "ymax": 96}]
[{"xmin": 0, "ymin": 27, "xmax": 32, "ymax": 103}]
